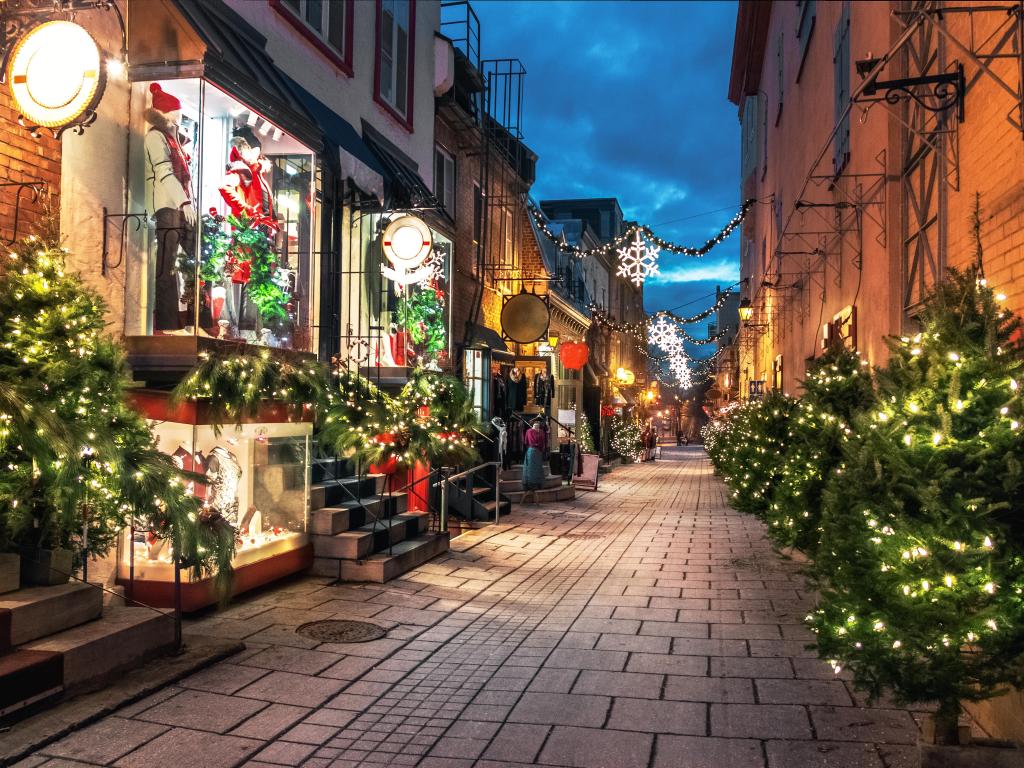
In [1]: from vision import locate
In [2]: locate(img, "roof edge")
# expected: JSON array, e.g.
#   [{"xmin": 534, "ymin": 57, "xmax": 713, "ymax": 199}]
[{"xmin": 727, "ymin": 1, "xmax": 773, "ymax": 106}]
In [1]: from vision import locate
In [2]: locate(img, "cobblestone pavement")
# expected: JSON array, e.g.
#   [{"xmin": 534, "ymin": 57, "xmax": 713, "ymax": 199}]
[{"xmin": 20, "ymin": 448, "xmax": 926, "ymax": 768}]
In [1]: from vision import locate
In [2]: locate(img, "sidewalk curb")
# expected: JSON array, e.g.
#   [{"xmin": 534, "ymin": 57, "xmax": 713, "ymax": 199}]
[{"xmin": 0, "ymin": 633, "xmax": 244, "ymax": 766}]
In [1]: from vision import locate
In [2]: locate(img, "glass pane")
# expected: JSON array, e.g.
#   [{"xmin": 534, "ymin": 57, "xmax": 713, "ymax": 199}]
[
  {"xmin": 126, "ymin": 79, "xmax": 316, "ymax": 351},
  {"xmin": 119, "ymin": 417, "xmax": 311, "ymax": 584},
  {"xmin": 282, "ymin": 0, "xmax": 299, "ymax": 10},
  {"xmin": 305, "ymin": 0, "xmax": 323, "ymax": 32},
  {"xmin": 395, "ymin": 26, "xmax": 408, "ymax": 115},
  {"xmin": 327, "ymin": 1, "xmax": 346, "ymax": 53}
]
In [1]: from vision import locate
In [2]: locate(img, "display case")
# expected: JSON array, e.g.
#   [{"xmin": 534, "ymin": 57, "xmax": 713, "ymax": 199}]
[
  {"xmin": 118, "ymin": 390, "xmax": 313, "ymax": 611},
  {"xmin": 124, "ymin": 77, "xmax": 318, "ymax": 353}
]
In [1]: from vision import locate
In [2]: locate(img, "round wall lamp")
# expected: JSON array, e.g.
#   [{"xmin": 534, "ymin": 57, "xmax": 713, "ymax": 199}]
[{"xmin": 7, "ymin": 20, "xmax": 106, "ymax": 137}]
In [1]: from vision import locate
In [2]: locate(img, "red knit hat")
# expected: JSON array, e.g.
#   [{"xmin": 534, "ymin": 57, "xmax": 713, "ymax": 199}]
[{"xmin": 149, "ymin": 83, "xmax": 181, "ymax": 113}]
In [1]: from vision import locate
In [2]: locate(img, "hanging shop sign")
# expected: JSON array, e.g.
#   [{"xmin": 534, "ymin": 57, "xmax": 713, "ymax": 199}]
[
  {"xmin": 7, "ymin": 21, "xmax": 106, "ymax": 136},
  {"xmin": 381, "ymin": 214, "xmax": 434, "ymax": 285},
  {"xmin": 500, "ymin": 290, "xmax": 550, "ymax": 344},
  {"xmin": 615, "ymin": 367, "xmax": 635, "ymax": 386}
]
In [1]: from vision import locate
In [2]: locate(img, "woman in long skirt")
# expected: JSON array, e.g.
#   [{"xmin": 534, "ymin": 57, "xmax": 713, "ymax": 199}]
[{"xmin": 522, "ymin": 418, "xmax": 546, "ymax": 502}]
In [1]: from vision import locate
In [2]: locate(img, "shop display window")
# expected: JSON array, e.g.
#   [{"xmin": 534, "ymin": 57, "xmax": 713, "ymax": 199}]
[
  {"xmin": 125, "ymin": 78, "xmax": 317, "ymax": 352},
  {"xmin": 340, "ymin": 210, "xmax": 452, "ymax": 372},
  {"xmin": 117, "ymin": 395, "xmax": 311, "ymax": 604}
]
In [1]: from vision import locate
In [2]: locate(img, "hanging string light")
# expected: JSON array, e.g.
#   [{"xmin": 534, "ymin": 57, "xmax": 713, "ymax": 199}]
[
  {"xmin": 589, "ymin": 304, "xmax": 731, "ymax": 346},
  {"xmin": 529, "ymin": 199, "xmax": 755, "ymax": 261}
]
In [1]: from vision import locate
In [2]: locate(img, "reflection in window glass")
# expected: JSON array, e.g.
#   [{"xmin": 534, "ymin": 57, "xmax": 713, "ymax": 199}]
[{"xmin": 380, "ymin": 0, "xmax": 410, "ymax": 116}]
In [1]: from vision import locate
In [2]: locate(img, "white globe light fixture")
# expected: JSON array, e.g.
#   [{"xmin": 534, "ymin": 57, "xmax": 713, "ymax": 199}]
[{"xmin": 7, "ymin": 21, "xmax": 106, "ymax": 135}]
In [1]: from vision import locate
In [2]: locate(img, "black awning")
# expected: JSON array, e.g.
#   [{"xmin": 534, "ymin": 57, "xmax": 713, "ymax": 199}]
[
  {"xmin": 361, "ymin": 121, "xmax": 437, "ymax": 209},
  {"xmin": 282, "ymin": 76, "xmax": 385, "ymax": 178},
  {"xmin": 170, "ymin": 0, "xmax": 322, "ymax": 152},
  {"xmin": 467, "ymin": 324, "xmax": 509, "ymax": 353}
]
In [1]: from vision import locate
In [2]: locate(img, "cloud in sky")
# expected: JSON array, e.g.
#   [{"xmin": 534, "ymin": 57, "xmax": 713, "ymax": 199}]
[{"xmin": 468, "ymin": 0, "xmax": 741, "ymax": 314}]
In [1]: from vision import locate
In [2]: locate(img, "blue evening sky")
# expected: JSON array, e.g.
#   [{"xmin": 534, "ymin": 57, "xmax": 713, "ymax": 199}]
[{"xmin": 470, "ymin": 0, "xmax": 741, "ymax": 323}]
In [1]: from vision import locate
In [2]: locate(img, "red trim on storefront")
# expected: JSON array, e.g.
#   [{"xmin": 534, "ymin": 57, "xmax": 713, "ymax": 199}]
[
  {"xmin": 118, "ymin": 543, "xmax": 314, "ymax": 612},
  {"xmin": 271, "ymin": 0, "xmax": 355, "ymax": 77},
  {"xmin": 128, "ymin": 389, "xmax": 312, "ymax": 426},
  {"xmin": 373, "ymin": 0, "xmax": 416, "ymax": 133}
]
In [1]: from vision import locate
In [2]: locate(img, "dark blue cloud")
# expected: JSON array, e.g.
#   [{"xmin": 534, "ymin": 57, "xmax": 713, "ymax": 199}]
[{"xmin": 470, "ymin": 0, "xmax": 742, "ymax": 326}]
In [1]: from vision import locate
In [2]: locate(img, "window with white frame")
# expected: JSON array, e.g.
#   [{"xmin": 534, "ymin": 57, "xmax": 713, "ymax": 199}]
[
  {"xmin": 434, "ymin": 145, "xmax": 455, "ymax": 214},
  {"xmin": 276, "ymin": 0, "xmax": 350, "ymax": 68},
  {"xmin": 378, "ymin": 0, "xmax": 412, "ymax": 119}
]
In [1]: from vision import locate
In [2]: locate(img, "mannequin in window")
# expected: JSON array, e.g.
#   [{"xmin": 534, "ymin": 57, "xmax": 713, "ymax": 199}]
[
  {"xmin": 533, "ymin": 369, "xmax": 552, "ymax": 407},
  {"xmin": 217, "ymin": 127, "xmax": 278, "ymax": 339},
  {"xmin": 206, "ymin": 446, "xmax": 242, "ymax": 526},
  {"xmin": 507, "ymin": 367, "xmax": 527, "ymax": 411},
  {"xmin": 145, "ymin": 83, "xmax": 196, "ymax": 333}
]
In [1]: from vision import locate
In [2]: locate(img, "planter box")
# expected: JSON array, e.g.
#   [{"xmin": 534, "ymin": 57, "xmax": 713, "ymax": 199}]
[
  {"xmin": 20, "ymin": 549, "xmax": 73, "ymax": 586},
  {"xmin": 921, "ymin": 739, "xmax": 1023, "ymax": 768},
  {"xmin": 0, "ymin": 554, "xmax": 19, "ymax": 594}
]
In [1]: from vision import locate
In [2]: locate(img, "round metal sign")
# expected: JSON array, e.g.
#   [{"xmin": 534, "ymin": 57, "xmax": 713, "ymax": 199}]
[
  {"xmin": 381, "ymin": 215, "xmax": 432, "ymax": 271},
  {"xmin": 8, "ymin": 21, "xmax": 105, "ymax": 131},
  {"xmin": 500, "ymin": 292, "xmax": 550, "ymax": 344}
]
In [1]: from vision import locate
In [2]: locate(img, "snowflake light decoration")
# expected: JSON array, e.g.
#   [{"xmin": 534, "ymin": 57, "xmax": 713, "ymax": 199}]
[
  {"xmin": 416, "ymin": 248, "xmax": 446, "ymax": 288},
  {"xmin": 648, "ymin": 317, "xmax": 680, "ymax": 350},
  {"xmin": 616, "ymin": 232, "xmax": 660, "ymax": 286}
]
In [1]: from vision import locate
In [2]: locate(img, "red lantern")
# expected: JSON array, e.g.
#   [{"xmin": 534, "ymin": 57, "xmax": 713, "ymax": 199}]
[
  {"xmin": 416, "ymin": 405, "xmax": 431, "ymax": 421},
  {"xmin": 559, "ymin": 341, "xmax": 590, "ymax": 371},
  {"xmin": 600, "ymin": 405, "xmax": 616, "ymax": 417}
]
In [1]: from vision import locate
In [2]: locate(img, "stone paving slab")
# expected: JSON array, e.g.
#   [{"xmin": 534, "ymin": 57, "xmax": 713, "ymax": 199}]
[{"xmin": 22, "ymin": 449, "xmax": 931, "ymax": 767}]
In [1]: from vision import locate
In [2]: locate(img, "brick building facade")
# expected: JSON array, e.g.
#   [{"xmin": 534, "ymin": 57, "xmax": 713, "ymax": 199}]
[
  {"xmin": 729, "ymin": 0, "xmax": 1024, "ymax": 398},
  {"xmin": 0, "ymin": 86, "xmax": 60, "ymax": 244}
]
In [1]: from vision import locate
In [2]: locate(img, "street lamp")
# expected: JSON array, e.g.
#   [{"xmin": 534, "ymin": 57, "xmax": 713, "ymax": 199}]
[
  {"xmin": 547, "ymin": 332, "xmax": 559, "ymax": 349},
  {"xmin": 738, "ymin": 298, "xmax": 754, "ymax": 322}
]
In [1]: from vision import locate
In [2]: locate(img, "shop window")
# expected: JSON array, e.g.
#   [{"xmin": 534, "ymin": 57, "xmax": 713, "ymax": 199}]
[
  {"xmin": 463, "ymin": 347, "xmax": 490, "ymax": 420},
  {"xmin": 434, "ymin": 144, "xmax": 455, "ymax": 215},
  {"xmin": 376, "ymin": 0, "xmax": 415, "ymax": 127},
  {"xmin": 273, "ymin": 0, "xmax": 354, "ymax": 75},
  {"xmin": 118, "ymin": 393, "xmax": 311, "ymax": 609},
  {"xmin": 125, "ymin": 79, "xmax": 316, "ymax": 352}
]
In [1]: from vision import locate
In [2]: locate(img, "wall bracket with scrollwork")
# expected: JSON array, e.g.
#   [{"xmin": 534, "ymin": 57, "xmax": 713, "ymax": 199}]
[{"xmin": 858, "ymin": 61, "xmax": 965, "ymax": 121}]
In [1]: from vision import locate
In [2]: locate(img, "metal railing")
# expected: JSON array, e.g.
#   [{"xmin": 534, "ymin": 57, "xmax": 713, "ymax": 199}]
[{"xmin": 437, "ymin": 461, "xmax": 503, "ymax": 529}]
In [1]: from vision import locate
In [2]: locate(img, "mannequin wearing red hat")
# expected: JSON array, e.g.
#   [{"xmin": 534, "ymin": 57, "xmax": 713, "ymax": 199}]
[{"xmin": 144, "ymin": 83, "xmax": 197, "ymax": 332}]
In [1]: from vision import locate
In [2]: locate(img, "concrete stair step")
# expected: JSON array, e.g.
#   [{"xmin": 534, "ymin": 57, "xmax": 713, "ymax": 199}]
[
  {"xmin": 506, "ymin": 486, "xmax": 576, "ymax": 504},
  {"xmin": 338, "ymin": 534, "xmax": 449, "ymax": 583},
  {"xmin": 500, "ymin": 467, "xmax": 524, "ymax": 481},
  {"xmin": 501, "ymin": 474, "xmax": 562, "ymax": 493},
  {"xmin": 310, "ymin": 475, "xmax": 384, "ymax": 510},
  {"xmin": 312, "ymin": 512, "xmax": 429, "ymax": 560},
  {"xmin": 22, "ymin": 606, "xmax": 175, "ymax": 691},
  {"xmin": 310, "ymin": 495, "xmax": 408, "ymax": 536},
  {"xmin": 0, "ymin": 582, "xmax": 102, "ymax": 651},
  {"xmin": 474, "ymin": 500, "xmax": 512, "ymax": 521},
  {"xmin": 0, "ymin": 649, "xmax": 63, "ymax": 717}
]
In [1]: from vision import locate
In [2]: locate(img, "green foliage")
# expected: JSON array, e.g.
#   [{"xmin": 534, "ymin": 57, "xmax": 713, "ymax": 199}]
[
  {"xmin": 704, "ymin": 268, "xmax": 1024, "ymax": 741},
  {"xmin": 768, "ymin": 347, "xmax": 876, "ymax": 554},
  {"xmin": 577, "ymin": 412, "xmax": 597, "ymax": 454},
  {"xmin": 704, "ymin": 391, "xmax": 796, "ymax": 518},
  {"xmin": 610, "ymin": 416, "xmax": 643, "ymax": 462},
  {"xmin": 172, "ymin": 349, "xmax": 330, "ymax": 434},
  {"xmin": 811, "ymin": 269, "xmax": 1024, "ymax": 733},
  {"xmin": 321, "ymin": 367, "xmax": 481, "ymax": 469},
  {"xmin": 201, "ymin": 212, "xmax": 290, "ymax": 322},
  {"xmin": 396, "ymin": 287, "xmax": 447, "ymax": 358},
  {"xmin": 0, "ymin": 233, "xmax": 234, "ymax": 588}
]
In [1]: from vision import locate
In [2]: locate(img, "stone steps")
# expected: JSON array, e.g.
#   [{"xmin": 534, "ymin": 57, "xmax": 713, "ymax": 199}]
[
  {"xmin": 336, "ymin": 534, "xmax": 450, "ymax": 583},
  {"xmin": 310, "ymin": 494, "xmax": 408, "ymax": 536},
  {"xmin": 501, "ymin": 474, "xmax": 563, "ymax": 493},
  {"xmin": 0, "ymin": 582, "xmax": 102, "ymax": 651},
  {"xmin": 311, "ymin": 511, "xmax": 430, "ymax": 560},
  {"xmin": 505, "ymin": 485, "xmax": 576, "ymax": 504}
]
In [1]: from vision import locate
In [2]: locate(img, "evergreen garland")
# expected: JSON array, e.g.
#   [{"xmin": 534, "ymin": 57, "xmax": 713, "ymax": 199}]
[
  {"xmin": 0, "ymin": 232, "xmax": 234, "ymax": 588},
  {"xmin": 172, "ymin": 348, "xmax": 329, "ymax": 433}
]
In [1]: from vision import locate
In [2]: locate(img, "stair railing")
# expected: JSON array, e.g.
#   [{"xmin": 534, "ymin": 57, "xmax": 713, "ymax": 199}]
[
  {"xmin": 380, "ymin": 468, "xmax": 441, "ymax": 556},
  {"xmin": 440, "ymin": 461, "xmax": 503, "ymax": 527}
]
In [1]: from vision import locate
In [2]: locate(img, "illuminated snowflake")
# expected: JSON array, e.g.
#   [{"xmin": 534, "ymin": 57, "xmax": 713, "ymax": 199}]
[
  {"xmin": 416, "ymin": 249, "xmax": 446, "ymax": 288},
  {"xmin": 648, "ymin": 317, "xmax": 680, "ymax": 350},
  {"xmin": 616, "ymin": 232, "xmax": 660, "ymax": 286},
  {"xmin": 668, "ymin": 350, "xmax": 693, "ymax": 389}
]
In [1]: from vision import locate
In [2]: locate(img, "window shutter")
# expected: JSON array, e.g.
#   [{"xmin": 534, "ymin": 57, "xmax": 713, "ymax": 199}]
[{"xmin": 832, "ymin": 1, "xmax": 851, "ymax": 173}]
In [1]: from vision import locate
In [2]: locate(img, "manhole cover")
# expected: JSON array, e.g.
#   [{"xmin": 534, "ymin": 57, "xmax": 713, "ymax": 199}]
[
  {"xmin": 296, "ymin": 620, "xmax": 386, "ymax": 643},
  {"xmin": 562, "ymin": 532, "xmax": 604, "ymax": 540}
]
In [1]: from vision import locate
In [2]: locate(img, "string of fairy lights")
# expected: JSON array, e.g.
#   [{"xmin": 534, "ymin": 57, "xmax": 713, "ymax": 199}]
[
  {"xmin": 529, "ymin": 200, "xmax": 754, "ymax": 286},
  {"xmin": 589, "ymin": 305, "xmax": 730, "ymax": 347}
]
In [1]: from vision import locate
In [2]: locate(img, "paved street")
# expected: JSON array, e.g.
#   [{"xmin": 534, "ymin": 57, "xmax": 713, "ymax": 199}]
[{"xmin": 20, "ymin": 448, "xmax": 924, "ymax": 768}]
